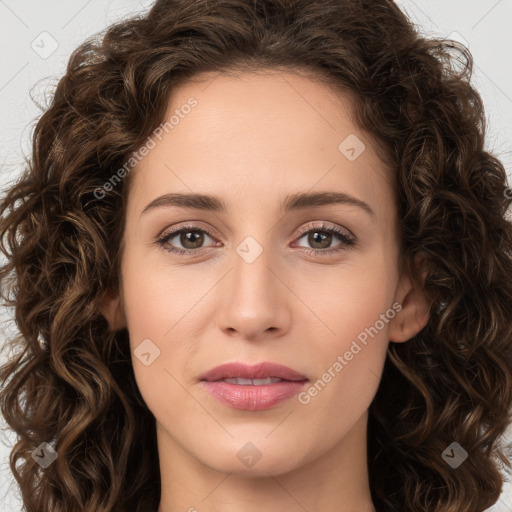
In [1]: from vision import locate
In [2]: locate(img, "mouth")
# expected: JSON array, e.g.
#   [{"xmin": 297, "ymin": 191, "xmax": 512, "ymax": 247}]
[
  {"xmin": 198, "ymin": 362, "xmax": 308, "ymax": 411},
  {"xmin": 198, "ymin": 361, "xmax": 308, "ymax": 383},
  {"xmin": 216, "ymin": 376, "xmax": 293, "ymax": 385}
]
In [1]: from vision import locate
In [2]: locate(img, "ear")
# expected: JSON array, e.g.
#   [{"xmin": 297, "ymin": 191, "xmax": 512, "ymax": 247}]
[
  {"xmin": 99, "ymin": 289, "xmax": 126, "ymax": 331},
  {"xmin": 389, "ymin": 252, "xmax": 431, "ymax": 343}
]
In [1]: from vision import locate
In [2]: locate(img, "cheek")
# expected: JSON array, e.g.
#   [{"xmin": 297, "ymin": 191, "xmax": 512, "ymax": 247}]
[
  {"xmin": 294, "ymin": 253, "xmax": 397, "ymax": 407},
  {"xmin": 120, "ymin": 252, "xmax": 195, "ymax": 339},
  {"xmin": 119, "ymin": 254, "xmax": 210, "ymax": 410},
  {"xmin": 295, "ymin": 255, "xmax": 398, "ymax": 345},
  {"xmin": 295, "ymin": 291, "xmax": 393, "ymax": 447}
]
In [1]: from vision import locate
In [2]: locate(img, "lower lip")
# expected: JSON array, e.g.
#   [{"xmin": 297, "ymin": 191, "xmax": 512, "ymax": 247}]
[{"xmin": 200, "ymin": 380, "xmax": 308, "ymax": 411}]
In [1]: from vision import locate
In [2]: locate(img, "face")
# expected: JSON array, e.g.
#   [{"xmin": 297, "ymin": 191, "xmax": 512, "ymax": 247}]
[{"xmin": 105, "ymin": 69, "xmax": 428, "ymax": 477}]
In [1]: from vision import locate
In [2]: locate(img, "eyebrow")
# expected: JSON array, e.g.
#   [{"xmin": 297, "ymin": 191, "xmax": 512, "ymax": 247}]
[{"xmin": 140, "ymin": 190, "xmax": 374, "ymax": 217}]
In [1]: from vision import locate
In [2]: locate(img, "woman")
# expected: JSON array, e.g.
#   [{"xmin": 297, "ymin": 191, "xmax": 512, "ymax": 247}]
[{"xmin": 1, "ymin": 0, "xmax": 511, "ymax": 511}]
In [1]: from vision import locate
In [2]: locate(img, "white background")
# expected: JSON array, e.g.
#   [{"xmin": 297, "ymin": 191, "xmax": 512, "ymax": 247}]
[{"xmin": 0, "ymin": 1, "xmax": 511, "ymax": 510}]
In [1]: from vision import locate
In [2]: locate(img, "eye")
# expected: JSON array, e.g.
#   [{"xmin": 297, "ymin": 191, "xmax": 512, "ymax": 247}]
[
  {"xmin": 155, "ymin": 221, "xmax": 356, "ymax": 257},
  {"xmin": 156, "ymin": 224, "xmax": 218, "ymax": 256},
  {"xmin": 292, "ymin": 222, "xmax": 356, "ymax": 256}
]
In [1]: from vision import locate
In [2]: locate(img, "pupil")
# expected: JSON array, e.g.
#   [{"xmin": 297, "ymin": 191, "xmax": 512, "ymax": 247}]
[
  {"xmin": 309, "ymin": 231, "xmax": 330, "ymax": 248},
  {"xmin": 182, "ymin": 231, "xmax": 203, "ymax": 248}
]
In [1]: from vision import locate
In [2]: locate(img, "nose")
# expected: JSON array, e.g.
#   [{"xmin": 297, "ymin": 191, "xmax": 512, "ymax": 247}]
[{"xmin": 215, "ymin": 240, "xmax": 291, "ymax": 341}]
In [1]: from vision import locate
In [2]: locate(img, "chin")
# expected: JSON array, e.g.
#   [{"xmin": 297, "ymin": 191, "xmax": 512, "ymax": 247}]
[{"xmin": 196, "ymin": 438, "xmax": 309, "ymax": 476}]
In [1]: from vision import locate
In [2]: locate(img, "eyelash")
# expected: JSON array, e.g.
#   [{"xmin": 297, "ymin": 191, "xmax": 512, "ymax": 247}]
[{"xmin": 156, "ymin": 222, "xmax": 356, "ymax": 257}]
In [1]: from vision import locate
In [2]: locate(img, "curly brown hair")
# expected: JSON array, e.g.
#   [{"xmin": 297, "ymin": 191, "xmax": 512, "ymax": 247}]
[{"xmin": 1, "ymin": 0, "xmax": 512, "ymax": 511}]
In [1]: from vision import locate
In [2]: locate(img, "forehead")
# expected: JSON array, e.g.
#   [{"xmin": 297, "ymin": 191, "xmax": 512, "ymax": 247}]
[{"xmin": 128, "ymin": 70, "xmax": 394, "ymax": 219}]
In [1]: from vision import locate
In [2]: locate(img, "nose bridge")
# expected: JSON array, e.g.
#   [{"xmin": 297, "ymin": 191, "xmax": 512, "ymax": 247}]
[
  {"xmin": 215, "ymin": 231, "xmax": 290, "ymax": 337},
  {"xmin": 232, "ymin": 233, "xmax": 277, "ymax": 306}
]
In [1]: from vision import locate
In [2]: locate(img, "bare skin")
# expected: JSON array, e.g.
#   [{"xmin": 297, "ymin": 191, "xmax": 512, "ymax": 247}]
[{"xmin": 102, "ymin": 69, "xmax": 429, "ymax": 512}]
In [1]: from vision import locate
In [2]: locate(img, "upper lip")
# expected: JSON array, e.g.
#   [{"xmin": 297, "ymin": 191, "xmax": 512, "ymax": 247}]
[{"xmin": 199, "ymin": 362, "xmax": 308, "ymax": 382}]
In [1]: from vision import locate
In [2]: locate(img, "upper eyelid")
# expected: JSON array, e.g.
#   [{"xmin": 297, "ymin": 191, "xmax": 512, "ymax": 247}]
[
  {"xmin": 157, "ymin": 221, "xmax": 220, "ymax": 240},
  {"xmin": 159, "ymin": 221, "xmax": 354, "ymax": 244},
  {"xmin": 295, "ymin": 221, "xmax": 354, "ymax": 239}
]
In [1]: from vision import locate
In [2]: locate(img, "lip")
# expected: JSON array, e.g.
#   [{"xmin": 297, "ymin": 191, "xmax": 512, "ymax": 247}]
[
  {"xmin": 199, "ymin": 362, "xmax": 309, "ymax": 411},
  {"xmin": 199, "ymin": 362, "xmax": 308, "ymax": 382}
]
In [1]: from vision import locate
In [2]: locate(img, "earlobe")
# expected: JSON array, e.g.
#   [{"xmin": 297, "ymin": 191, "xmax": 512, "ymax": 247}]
[
  {"xmin": 389, "ymin": 252, "xmax": 431, "ymax": 343},
  {"xmin": 99, "ymin": 290, "xmax": 126, "ymax": 331}
]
